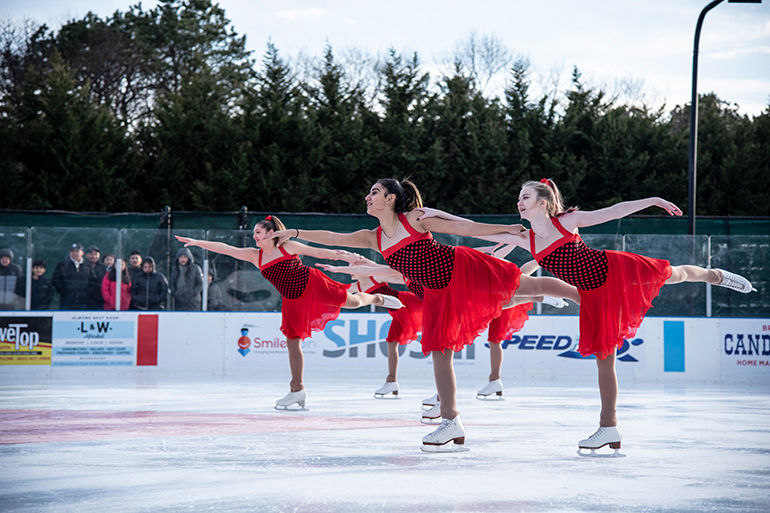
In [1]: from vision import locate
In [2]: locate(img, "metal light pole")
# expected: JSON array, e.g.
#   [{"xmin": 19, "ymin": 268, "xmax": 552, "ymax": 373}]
[{"xmin": 688, "ymin": 0, "xmax": 762, "ymax": 235}]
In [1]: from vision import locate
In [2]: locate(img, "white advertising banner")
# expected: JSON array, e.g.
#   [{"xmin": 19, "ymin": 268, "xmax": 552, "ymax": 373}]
[
  {"xmin": 720, "ymin": 318, "xmax": 770, "ymax": 379},
  {"xmin": 52, "ymin": 312, "xmax": 137, "ymax": 366}
]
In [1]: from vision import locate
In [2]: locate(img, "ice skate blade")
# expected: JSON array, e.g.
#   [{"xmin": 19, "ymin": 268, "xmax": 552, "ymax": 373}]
[
  {"xmin": 421, "ymin": 442, "xmax": 470, "ymax": 453},
  {"xmin": 577, "ymin": 447, "xmax": 625, "ymax": 458},
  {"xmin": 274, "ymin": 404, "xmax": 309, "ymax": 412},
  {"xmin": 476, "ymin": 393, "xmax": 504, "ymax": 401},
  {"xmin": 374, "ymin": 392, "xmax": 400, "ymax": 399},
  {"xmin": 421, "ymin": 417, "xmax": 442, "ymax": 425}
]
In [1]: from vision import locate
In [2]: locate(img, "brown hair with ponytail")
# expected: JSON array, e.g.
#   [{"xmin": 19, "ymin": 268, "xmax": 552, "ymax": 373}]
[{"xmin": 522, "ymin": 179, "xmax": 578, "ymax": 217}]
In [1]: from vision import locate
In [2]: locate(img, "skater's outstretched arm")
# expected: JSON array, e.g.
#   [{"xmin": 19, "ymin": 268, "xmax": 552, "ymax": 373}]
[
  {"xmin": 272, "ymin": 228, "xmax": 377, "ymax": 251},
  {"xmin": 283, "ymin": 241, "xmax": 366, "ymax": 264},
  {"xmin": 175, "ymin": 236, "xmax": 259, "ymax": 266},
  {"xmin": 316, "ymin": 263, "xmax": 404, "ymax": 280},
  {"xmin": 416, "ymin": 208, "xmax": 527, "ymax": 247},
  {"xmin": 565, "ymin": 197, "xmax": 682, "ymax": 229}
]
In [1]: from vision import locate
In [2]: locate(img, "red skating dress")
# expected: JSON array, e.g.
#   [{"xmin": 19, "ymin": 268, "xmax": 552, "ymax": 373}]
[
  {"xmin": 530, "ymin": 216, "xmax": 672, "ymax": 358},
  {"xmin": 378, "ymin": 214, "xmax": 521, "ymax": 354},
  {"xmin": 487, "ymin": 302, "xmax": 534, "ymax": 344},
  {"xmin": 355, "ymin": 277, "xmax": 423, "ymax": 345},
  {"xmin": 258, "ymin": 246, "xmax": 349, "ymax": 341}
]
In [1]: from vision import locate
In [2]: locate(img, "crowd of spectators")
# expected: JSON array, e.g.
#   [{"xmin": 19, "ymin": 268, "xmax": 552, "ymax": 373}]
[{"xmin": 0, "ymin": 242, "xmax": 222, "ymax": 312}]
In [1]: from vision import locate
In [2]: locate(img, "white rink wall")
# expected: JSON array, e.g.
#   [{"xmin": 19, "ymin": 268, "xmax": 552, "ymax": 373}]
[{"xmin": 1, "ymin": 312, "xmax": 769, "ymax": 383}]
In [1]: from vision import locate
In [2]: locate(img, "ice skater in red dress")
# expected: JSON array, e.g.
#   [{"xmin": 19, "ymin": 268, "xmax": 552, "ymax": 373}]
[
  {"xmin": 437, "ymin": 178, "xmax": 756, "ymax": 454},
  {"xmin": 175, "ymin": 215, "xmax": 402, "ymax": 411},
  {"xmin": 271, "ymin": 179, "xmax": 579, "ymax": 451},
  {"xmin": 318, "ymin": 255, "xmax": 424, "ymax": 398}
]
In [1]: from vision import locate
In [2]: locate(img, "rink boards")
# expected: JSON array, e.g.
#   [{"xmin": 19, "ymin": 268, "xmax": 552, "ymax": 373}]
[{"xmin": 1, "ymin": 312, "xmax": 768, "ymax": 383}]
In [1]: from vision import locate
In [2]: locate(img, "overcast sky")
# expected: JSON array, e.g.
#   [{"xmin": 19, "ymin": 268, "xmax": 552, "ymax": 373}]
[{"xmin": 4, "ymin": 0, "xmax": 770, "ymax": 116}]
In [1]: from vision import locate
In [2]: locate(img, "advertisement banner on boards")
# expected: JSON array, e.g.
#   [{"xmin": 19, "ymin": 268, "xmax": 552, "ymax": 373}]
[
  {"xmin": 52, "ymin": 312, "xmax": 137, "ymax": 366},
  {"xmin": 720, "ymin": 318, "xmax": 770, "ymax": 379},
  {"xmin": 0, "ymin": 316, "xmax": 53, "ymax": 366}
]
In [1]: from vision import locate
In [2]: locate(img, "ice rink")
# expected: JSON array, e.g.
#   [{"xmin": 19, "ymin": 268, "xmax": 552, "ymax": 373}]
[{"xmin": 1, "ymin": 373, "xmax": 769, "ymax": 513}]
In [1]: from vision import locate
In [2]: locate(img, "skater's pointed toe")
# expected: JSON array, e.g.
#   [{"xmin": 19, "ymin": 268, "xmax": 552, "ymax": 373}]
[
  {"xmin": 715, "ymin": 269, "xmax": 755, "ymax": 293},
  {"xmin": 378, "ymin": 294, "xmax": 403, "ymax": 309}
]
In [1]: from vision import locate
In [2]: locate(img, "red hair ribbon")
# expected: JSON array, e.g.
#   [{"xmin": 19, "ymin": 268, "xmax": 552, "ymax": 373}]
[
  {"xmin": 265, "ymin": 215, "xmax": 272, "ymax": 221},
  {"xmin": 540, "ymin": 178, "xmax": 552, "ymax": 187}
]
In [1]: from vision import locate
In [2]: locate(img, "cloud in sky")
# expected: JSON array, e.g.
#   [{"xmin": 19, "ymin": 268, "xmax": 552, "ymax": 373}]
[
  {"xmin": 707, "ymin": 46, "xmax": 770, "ymax": 61},
  {"xmin": 274, "ymin": 9, "xmax": 330, "ymax": 22}
]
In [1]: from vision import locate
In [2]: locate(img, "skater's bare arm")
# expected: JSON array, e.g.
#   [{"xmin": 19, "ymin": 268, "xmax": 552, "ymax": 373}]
[
  {"xmin": 520, "ymin": 259, "xmax": 540, "ymax": 276},
  {"xmin": 272, "ymin": 228, "xmax": 376, "ymax": 251},
  {"xmin": 568, "ymin": 198, "xmax": 682, "ymax": 229},
  {"xmin": 175, "ymin": 236, "xmax": 259, "ymax": 266}
]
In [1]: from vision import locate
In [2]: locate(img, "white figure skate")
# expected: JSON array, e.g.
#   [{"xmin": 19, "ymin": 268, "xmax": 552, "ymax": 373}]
[
  {"xmin": 715, "ymin": 269, "xmax": 755, "ymax": 293},
  {"xmin": 541, "ymin": 296, "xmax": 567, "ymax": 308},
  {"xmin": 422, "ymin": 393, "xmax": 439, "ymax": 410},
  {"xmin": 374, "ymin": 381, "xmax": 399, "ymax": 399},
  {"xmin": 421, "ymin": 415, "xmax": 470, "ymax": 453},
  {"xmin": 274, "ymin": 390, "xmax": 308, "ymax": 411},
  {"xmin": 577, "ymin": 426, "xmax": 625, "ymax": 457},
  {"xmin": 476, "ymin": 379, "xmax": 504, "ymax": 400},
  {"xmin": 421, "ymin": 402, "xmax": 442, "ymax": 424},
  {"xmin": 377, "ymin": 294, "xmax": 404, "ymax": 309}
]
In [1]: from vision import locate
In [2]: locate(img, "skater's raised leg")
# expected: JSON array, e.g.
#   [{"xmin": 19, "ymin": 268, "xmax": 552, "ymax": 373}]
[{"xmin": 667, "ymin": 265, "xmax": 754, "ymax": 293}]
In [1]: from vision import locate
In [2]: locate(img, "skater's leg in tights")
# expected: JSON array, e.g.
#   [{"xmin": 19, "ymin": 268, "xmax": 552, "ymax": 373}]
[
  {"xmin": 596, "ymin": 352, "xmax": 618, "ymax": 427},
  {"xmin": 287, "ymin": 338, "xmax": 304, "ymax": 392},
  {"xmin": 666, "ymin": 265, "xmax": 722, "ymax": 285},
  {"xmin": 432, "ymin": 349, "xmax": 459, "ymax": 419},
  {"xmin": 386, "ymin": 341, "xmax": 398, "ymax": 383},
  {"xmin": 488, "ymin": 342, "xmax": 503, "ymax": 382},
  {"xmin": 517, "ymin": 275, "xmax": 580, "ymax": 304},
  {"xmin": 343, "ymin": 292, "xmax": 386, "ymax": 309}
]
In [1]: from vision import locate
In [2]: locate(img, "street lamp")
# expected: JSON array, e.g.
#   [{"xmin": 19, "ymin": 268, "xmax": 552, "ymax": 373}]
[{"xmin": 687, "ymin": 0, "xmax": 762, "ymax": 235}]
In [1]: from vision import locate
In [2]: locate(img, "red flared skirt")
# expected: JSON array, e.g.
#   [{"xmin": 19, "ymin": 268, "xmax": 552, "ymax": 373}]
[
  {"xmin": 386, "ymin": 290, "xmax": 423, "ymax": 345},
  {"xmin": 488, "ymin": 302, "xmax": 534, "ymax": 343},
  {"xmin": 420, "ymin": 246, "xmax": 521, "ymax": 355},
  {"xmin": 578, "ymin": 250, "xmax": 671, "ymax": 358},
  {"xmin": 280, "ymin": 268, "xmax": 350, "ymax": 341}
]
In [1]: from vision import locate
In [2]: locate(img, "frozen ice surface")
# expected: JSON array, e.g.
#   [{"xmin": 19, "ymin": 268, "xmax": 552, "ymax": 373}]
[{"xmin": 1, "ymin": 374, "xmax": 769, "ymax": 513}]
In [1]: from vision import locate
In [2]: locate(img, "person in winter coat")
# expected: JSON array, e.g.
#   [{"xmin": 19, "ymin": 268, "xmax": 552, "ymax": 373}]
[
  {"xmin": 31, "ymin": 259, "xmax": 54, "ymax": 310},
  {"xmin": 86, "ymin": 245, "xmax": 108, "ymax": 310},
  {"xmin": 131, "ymin": 257, "xmax": 168, "ymax": 310},
  {"xmin": 0, "ymin": 248, "xmax": 25, "ymax": 310},
  {"xmin": 169, "ymin": 248, "xmax": 203, "ymax": 311},
  {"xmin": 52, "ymin": 243, "xmax": 91, "ymax": 310},
  {"xmin": 101, "ymin": 259, "xmax": 131, "ymax": 311},
  {"xmin": 206, "ymin": 268, "xmax": 224, "ymax": 311}
]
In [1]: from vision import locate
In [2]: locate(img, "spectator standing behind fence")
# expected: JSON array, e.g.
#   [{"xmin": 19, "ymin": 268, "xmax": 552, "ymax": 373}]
[
  {"xmin": 52, "ymin": 243, "xmax": 91, "ymax": 310},
  {"xmin": 131, "ymin": 257, "xmax": 168, "ymax": 311},
  {"xmin": 128, "ymin": 250, "xmax": 143, "ymax": 282},
  {"xmin": 102, "ymin": 253, "xmax": 115, "ymax": 268},
  {"xmin": 31, "ymin": 259, "xmax": 54, "ymax": 310},
  {"xmin": 206, "ymin": 268, "xmax": 224, "ymax": 311},
  {"xmin": 102, "ymin": 259, "xmax": 131, "ymax": 310},
  {"xmin": 0, "ymin": 248, "xmax": 25, "ymax": 310},
  {"xmin": 86, "ymin": 246, "xmax": 107, "ymax": 310},
  {"xmin": 170, "ymin": 248, "xmax": 203, "ymax": 310}
]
